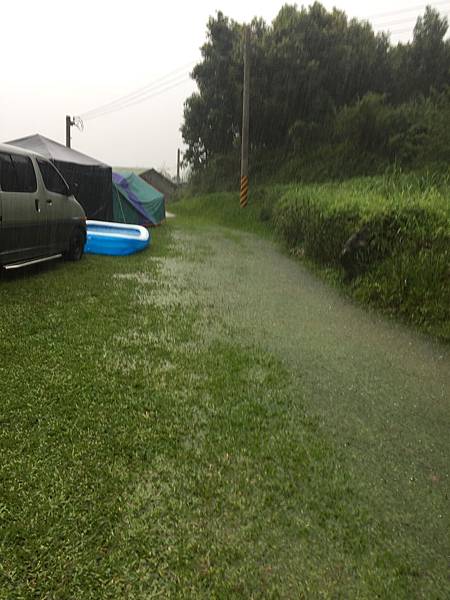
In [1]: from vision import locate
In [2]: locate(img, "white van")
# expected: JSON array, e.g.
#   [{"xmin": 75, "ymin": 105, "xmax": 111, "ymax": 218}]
[{"xmin": 0, "ymin": 143, "xmax": 86, "ymax": 270}]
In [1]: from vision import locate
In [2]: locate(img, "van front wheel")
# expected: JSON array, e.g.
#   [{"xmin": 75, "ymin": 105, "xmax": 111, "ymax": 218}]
[{"xmin": 64, "ymin": 229, "xmax": 85, "ymax": 261}]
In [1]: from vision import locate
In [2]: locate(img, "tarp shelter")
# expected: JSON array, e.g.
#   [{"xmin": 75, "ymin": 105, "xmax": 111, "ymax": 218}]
[
  {"xmin": 5, "ymin": 134, "xmax": 113, "ymax": 221},
  {"xmin": 112, "ymin": 171, "xmax": 165, "ymax": 225},
  {"xmin": 140, "ymin": 168, "xmax": 178, "ymax": 202}
]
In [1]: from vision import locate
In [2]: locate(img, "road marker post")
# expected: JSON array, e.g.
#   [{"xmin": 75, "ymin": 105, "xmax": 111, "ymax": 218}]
[
  {"xmin": 240, "ymin": 26, "xmax": 250, "ymax": 208},
  {"xmin": 240, "ymin": 175, "xmax": 249, "ymax": 208}
]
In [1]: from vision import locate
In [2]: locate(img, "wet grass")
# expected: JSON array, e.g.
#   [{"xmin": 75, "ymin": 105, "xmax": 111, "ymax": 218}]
[
  {"xmin": 1, "ymin": 222, "xmax": 449, "ymax": 598},
  {"xmin": 173, "ymin": 187, "xmax": 281, "ymax": 237}
]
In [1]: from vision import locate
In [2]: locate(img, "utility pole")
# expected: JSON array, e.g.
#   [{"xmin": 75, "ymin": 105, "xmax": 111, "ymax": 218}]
[
  {"xmin": 65, "ymin": 115, "xmax": 74, "ymax": 148},
  {"xmin": 240, "ymin": 26, "xmax": 250, "ymax": 209},
  {"xmin": 177, "ymin": 148, "xmax": 181, "ymax": 185}
]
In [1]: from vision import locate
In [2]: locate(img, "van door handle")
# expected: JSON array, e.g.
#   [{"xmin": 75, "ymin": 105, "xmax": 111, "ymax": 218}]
[
  {"xmin": 46, "ymin": 199, "xmax": 53, "ymax": 205},
  {"xmin": 35, "ymin": 199, "xmax": 40, "ymax": 212}
]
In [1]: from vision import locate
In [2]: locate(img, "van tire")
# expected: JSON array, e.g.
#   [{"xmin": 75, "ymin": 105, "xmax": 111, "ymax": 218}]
[{"xmin": 64, "ymin": 228, "xmax": 85, "ymax": 261}]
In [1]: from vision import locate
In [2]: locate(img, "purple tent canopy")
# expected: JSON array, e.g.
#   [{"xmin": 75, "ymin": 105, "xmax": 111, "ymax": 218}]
[{"xmin": 112, "ymin": 171, "xmax": 156, "ymax": 225}]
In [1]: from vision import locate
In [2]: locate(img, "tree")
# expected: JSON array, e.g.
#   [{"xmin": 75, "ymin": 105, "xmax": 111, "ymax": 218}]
[
  {"xmin": 410, "ymin": 6, "xmax": 450, "ymax": 96},
  {"xmin": 181, "ymin": 93, "xmax": 209, "ymax": 170},
  {"xmin": 390, "ymin": 7, "xmax": 450, "ymax": 101},
  {"xmin": 181, "ymin": 12, "xmax": 242, "ymax": 167}
]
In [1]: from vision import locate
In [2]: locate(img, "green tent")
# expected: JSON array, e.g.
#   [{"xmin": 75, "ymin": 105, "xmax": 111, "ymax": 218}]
[{"xmin": 112, "ymin": 171, "xmax": 165, "ymax": 225}]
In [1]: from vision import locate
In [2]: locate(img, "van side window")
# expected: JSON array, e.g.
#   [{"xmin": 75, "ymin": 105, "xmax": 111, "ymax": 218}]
[
  {"xmin": 11, "ymin": 154, "xmax": 37, "ymax": 192},
  {"xmin": 0, "ymin": 152, "xmax": 18, "ymax": 191},
  {"xmin": 0, "ymin": 152, "xmax": 37, "ymax": 193},
  {"xmin": 37, "ymin": 159, "xmax": 69, "ymax": 195}
]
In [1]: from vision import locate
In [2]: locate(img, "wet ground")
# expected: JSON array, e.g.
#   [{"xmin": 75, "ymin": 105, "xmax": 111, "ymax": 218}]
[
  {"xmin": 2, "ymin": 218, "xmax": 448, "ymax": 597},
  {"xmin": 164, "ymin": 221, "xmax": 450, "ymax": 578}
]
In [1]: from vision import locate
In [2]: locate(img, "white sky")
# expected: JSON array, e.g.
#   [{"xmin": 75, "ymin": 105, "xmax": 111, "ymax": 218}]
[{"xmin": 1, "ymin": 0, "xmax": 449, "ymax": 173}]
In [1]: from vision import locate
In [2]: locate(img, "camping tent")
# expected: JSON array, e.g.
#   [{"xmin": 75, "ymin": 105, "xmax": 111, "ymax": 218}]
[
  {"xmin": 112, "ymin": 171, "xmax": 165, "ymax": 225},
  {"xmin": 5, "ymin": 134, "xmax": 113, "ymax": 221}
]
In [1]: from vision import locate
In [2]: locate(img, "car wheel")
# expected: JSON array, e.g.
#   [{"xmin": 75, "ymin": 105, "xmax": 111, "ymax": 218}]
[{"xmin": 64, "ymin": 228, "xmax": 85, "ymax": 261}]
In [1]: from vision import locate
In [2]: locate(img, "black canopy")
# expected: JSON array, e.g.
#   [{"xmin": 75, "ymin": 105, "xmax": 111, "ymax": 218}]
[{"xmin": 5, "ymin": 134, "xmax": 112, "ymax": 220}]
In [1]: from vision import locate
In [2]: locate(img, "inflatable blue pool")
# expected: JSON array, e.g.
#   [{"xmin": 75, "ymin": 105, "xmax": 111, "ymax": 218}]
[{"xmin": 85, "ymin": 220, "xmax": 151, "ymax": 256}]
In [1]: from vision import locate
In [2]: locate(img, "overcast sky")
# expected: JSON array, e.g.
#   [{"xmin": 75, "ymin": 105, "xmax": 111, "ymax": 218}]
[{"xmin": 1, "ymin": 0, "xmax": 449, "ymax": 173}]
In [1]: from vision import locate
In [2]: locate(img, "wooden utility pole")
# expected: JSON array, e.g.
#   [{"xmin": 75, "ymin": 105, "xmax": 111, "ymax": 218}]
[
  {"xmin": 240, "ymin": 26, "xmax": 250, "ymax": 208},
  {"xmin": 177, "ymin": 148, "xmax": 181, "ymax": 185},
  {"xmin": 65, "ymin": 115, "xmax": 74, "ymax": 148}
]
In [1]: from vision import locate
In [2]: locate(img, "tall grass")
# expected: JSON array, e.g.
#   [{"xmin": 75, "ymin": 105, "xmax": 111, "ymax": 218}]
[
  {"xmin": 275, "ymin": 175, "xmax": 450, "ymax": 340},
  {"xmin": 174, "ymin": 185, "xmax": 287, "ymax": 236}
]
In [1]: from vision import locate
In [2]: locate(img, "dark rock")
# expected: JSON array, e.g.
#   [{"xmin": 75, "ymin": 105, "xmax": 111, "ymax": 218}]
[{"xmin": 340, "ymin": 225, "xmax": 372, "ymax": 280}]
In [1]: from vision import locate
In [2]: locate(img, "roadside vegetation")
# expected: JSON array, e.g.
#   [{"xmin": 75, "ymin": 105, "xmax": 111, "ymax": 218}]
[{"xmin": 175, "ymin": 172, "xmax": 450, "ymax": 342}]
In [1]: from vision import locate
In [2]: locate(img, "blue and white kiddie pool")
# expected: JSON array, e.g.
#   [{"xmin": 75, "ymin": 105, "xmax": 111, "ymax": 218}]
[{"xmin": 85, "ymin": 220, "xmax": 151, "ymax": 256}]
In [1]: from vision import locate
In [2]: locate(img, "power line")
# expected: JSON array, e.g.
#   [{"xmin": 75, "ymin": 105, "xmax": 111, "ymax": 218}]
[
  {"xmin": 83, "ymin": 77, "xmax": 191, "ymax": 122},
  {"xmin": 83, "ymin": 74, "xmax": 191, "ymax": 121},
  {"xmin": 366, "ymin": 0, "xmax": 450, "ymax": 21},
  {"xmin": 80, "ymin": 61, "xmax": 195, "ymax": 120},
  {"xmin": 377, "ymin": 12, "xmax": 449, "ymax": 36},
  {"xmin": 356, "ymin": 4, "xmax": 450, "ymax": 38},
  {"xmin": 80, "ymin": 64, "xmax": 193, "ymax": 120},
  {"xmin": 372, "ymin": 12, "xmax": 449, "ymax": 28},
  {"xmin": 387, "ymin": 24, "xmax": 447, "ymax": 34},
  {"xmin": 83, "ymin": 75, "xmax": 191, "ymax": 122}
]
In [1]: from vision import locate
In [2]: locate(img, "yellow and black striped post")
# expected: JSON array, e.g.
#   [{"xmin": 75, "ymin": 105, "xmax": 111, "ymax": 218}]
[
  {"xmin": 240, "ymin": 26, "xmax": 250, "ymax": 208},
  {"xmin": 240, "ymin": 175, "xmax": 249, "ymax": 208}
]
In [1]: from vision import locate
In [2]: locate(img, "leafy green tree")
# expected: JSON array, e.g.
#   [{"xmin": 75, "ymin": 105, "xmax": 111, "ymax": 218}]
[
  {"xmin": 181, "ymin": 12, "xmax": 242, "ymax": 168},
  {"xmin": 410, "ymin": 6, "xmax": 450, "ymax": 96},
  {"xmin": 389, "ymin": 7, "xmax": 450, "ymax": 101},
  {"xmin": 181, "ymin": 93, "xmax": 209, "ymax": 170}
]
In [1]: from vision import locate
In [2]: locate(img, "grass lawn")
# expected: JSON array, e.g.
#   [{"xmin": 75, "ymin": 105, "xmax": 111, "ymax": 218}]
[{"xmin": 0, "ymin": 220, "xmax": 449, "ymax": 598}]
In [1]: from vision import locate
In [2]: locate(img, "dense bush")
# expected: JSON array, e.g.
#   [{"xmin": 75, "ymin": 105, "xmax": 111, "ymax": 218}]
[{"xmin": 274, "ymin": 176, "xmax": 450, "ymax": 339}]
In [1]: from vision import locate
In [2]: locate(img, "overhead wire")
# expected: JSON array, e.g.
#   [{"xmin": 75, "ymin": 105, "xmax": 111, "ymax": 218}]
[
  {"xmin": 79, "ymin": 61, "xmax": 195, "ymax": 121},
  {"xmin": 376, "ymin": 13, "xmax": 449, "ymax": 37},
  {"xmin": 84, "ymin": 75, "xmax": 191, "ymax": 121},
  {"xmin": 371, "ymin": 12, "xmax": 449, "ymax": 28},
  {"xmin": 364, "ymin": 3, "xmax": 450, "ymax": 38},
  {"xmin": 82, "ymin": 74, "xmax": 192, "ymax": 121},
  {"xmin": 80, "ymin": 61, "xmax": 194, "ymax": 116},
  {"xmin": 366, "ymin": 0, "xmax": 450, "ymax": 20}
]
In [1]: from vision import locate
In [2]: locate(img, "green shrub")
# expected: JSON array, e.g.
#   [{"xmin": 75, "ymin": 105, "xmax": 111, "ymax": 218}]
[
  {"xmin": 273, "ymin": 175, "xmax": 450, "ymax": 339},
  {"xmin": 274, "ymin": 187, "xmax": 361, "ymax": 265},
  {"xmin": 355, "ymin": 245, "xmax": 450, "ymax": 338}
]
